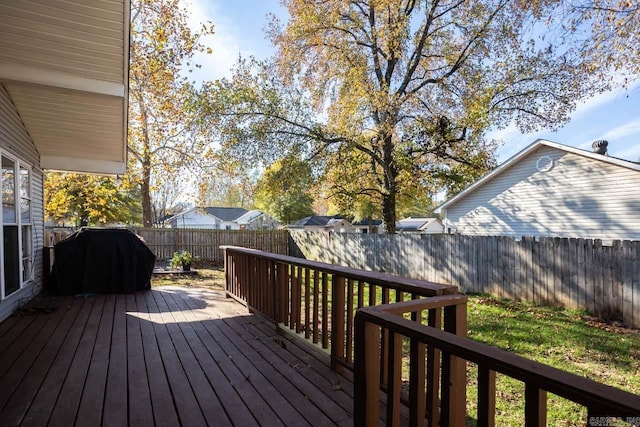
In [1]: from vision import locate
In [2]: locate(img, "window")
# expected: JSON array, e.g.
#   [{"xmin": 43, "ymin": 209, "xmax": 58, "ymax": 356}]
[
  {"xmin": 20, "ymin": 166, "xmax": 32, "ymax": 282},
  {"xmin": 1, "ymin": 154, "xmax": 33, "ymax": 300}
]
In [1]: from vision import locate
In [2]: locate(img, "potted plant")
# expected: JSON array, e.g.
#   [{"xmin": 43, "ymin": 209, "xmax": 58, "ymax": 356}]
[{"xmin": 170, "ymin": 250, "xmax": 193, "ymax": 271}]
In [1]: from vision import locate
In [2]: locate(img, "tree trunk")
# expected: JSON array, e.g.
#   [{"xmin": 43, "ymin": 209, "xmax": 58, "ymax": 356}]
[
  {"xmin": 382, "ymin": 191, "xmax": 396, "ymax": 233},
  {"xmin": 381, "ymin": 133, "xmax": 398, "ymax": 234},
  {"xmin": 137, "ymin": 95, "xmax": 153, "ymax": 228},
  {"xmin": 141, "ymin": 159, "xmax": 152, "ymax": 227}
]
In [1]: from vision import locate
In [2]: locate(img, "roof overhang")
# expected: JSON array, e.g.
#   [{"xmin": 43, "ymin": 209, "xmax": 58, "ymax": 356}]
[{"xmin": 0, "ymin": 0, "xmax": 130, "ymax": 175}]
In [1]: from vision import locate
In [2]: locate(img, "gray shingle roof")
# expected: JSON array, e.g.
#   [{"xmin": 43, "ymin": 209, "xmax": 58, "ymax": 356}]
[{"xmin": 204, "ymin": 207, "xmax": 248, "ymax": 222}]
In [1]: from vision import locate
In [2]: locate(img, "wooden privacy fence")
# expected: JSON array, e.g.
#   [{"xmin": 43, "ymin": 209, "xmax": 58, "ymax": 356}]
[
  {"xmin": 289, "ymin": 232, "xmax": 640, "ymax": 329},
  {"xmin": 45, "ymin": 227, "xmax": 289, "ymax": 262},
  {"xmin": 130, "ymin": 228, "xmax": 289, "ymax": 261}
]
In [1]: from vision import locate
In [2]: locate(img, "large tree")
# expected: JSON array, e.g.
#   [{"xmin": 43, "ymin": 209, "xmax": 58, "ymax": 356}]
[
  {"xmin": 129, "ymin": 0, "xmax": 214, "ymax": 226},
  {"xmin": 202, "ymin": 0, "xmax": 606, "ymax": 233}
]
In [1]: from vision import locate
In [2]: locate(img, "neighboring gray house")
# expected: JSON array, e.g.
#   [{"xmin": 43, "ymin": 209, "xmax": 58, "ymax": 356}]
[
  {"xmin": 166, "ymin": 207, "xmax": 279, "ymax": 230},
  {"xmin": 0, "ymin": 0, "xmax": 130, "ymax": 321},
  {"xmin": 435, "ymin": 139, "xmax": 640, "ymax": 241},
  {"xmin": 396, "ymin": 217, "xmax": 444, "ymax": 234}
]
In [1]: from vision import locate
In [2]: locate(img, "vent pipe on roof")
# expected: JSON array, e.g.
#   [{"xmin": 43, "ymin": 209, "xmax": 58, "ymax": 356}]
[{"xmin": 592, "ymin": 140, "xmax": 608, "ymax": 155}]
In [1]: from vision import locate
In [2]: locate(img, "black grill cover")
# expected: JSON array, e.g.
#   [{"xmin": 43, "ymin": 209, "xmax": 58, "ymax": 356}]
[{"xmin": 51, "ymin": 228, "xmax": 156, "ymax": 295}]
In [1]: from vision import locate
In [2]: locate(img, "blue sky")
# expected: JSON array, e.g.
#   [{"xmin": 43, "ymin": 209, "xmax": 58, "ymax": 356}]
[{"xmin": 187, "ymin": 0, "xmax": 640, "ymax": 164}]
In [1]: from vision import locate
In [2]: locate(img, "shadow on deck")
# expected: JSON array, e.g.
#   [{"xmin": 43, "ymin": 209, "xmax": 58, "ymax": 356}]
[{"xmin": 0, "ymin": 287, "xmax": 353, "ymax": 427}]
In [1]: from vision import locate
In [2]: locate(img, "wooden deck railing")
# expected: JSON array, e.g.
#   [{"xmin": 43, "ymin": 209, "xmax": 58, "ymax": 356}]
[
  {"xmin": 222, "ymin": 246, "xmax": 464, "ymax": 375},
  {"xmin": 354, "ymin": 301, "xmax": 640, "ymax": 427}
]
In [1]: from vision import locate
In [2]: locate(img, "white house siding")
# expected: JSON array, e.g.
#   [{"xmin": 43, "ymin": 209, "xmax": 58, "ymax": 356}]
[
  {"xmin": 0, "ymin": 85, "xmax": 44, "ymax": 322},
  {"xmin": 170, "ymin": 209, "xmax": 244, "ymax": 230},
  {"xmin": 444, "ymin": 145, "xmax": 640, "ymax": 242},
  {"xmin": 171, "ymin": 209, "xmax": 220, "ymax": 229},
  {"xmin": 423, "ymin": 220, "xmax": 444, "ymax": 234}
]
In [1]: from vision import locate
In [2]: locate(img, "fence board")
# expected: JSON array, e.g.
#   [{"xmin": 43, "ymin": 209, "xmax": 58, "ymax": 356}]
[
  {"xmin": 46, "ymin": 227, "xmax": 289, "ymax": 264},
  {"xmin": 289, "ymin": 231, "xmax": 640, "ymax": 328}
]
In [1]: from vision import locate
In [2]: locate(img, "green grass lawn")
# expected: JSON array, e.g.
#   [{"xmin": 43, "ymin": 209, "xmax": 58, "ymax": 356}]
[{"xmin": 466, "ymin": 294, "xmax": 640, "ymax": 426}]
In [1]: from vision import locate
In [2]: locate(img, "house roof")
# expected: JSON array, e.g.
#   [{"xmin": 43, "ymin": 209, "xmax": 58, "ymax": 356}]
[
  {"xmin": 396, "ymin": 217, "xmax": 441, "ymax": 231},
  {"xmin": 435, "ymin": 139, "xmax": 640, "ymax": 213},
  {"xmin": 288, "ymin": 215, "xmax": 345, "ymax": 227},
  {"xmin": 0, "ymin": 0, "xmax": 130, "ymax": 175},
  {"xmin": 203, "ymin": 207, "xmax": 248, "ymax": 222}
]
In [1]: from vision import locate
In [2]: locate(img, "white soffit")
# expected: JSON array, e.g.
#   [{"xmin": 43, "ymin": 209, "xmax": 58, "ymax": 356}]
[{"xmin": 0, "ymin": 0, "xmax": 129, "ymax": 175}]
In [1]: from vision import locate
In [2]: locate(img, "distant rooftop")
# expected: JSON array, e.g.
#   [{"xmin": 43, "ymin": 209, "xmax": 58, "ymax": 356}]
[
  {"xmin": 203, "ymin": 207, "xmax": 248, "ymax": 222},
  {"xmin": 396, "ymin": 217, "xmax": 441, "ymax": 231},
  {"xmin": 289, "ymin": 215, "xmax": 345, "ymax": 227}
]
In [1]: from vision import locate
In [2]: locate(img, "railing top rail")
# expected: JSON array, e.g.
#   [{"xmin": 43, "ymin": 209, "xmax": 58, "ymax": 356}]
[
  {"xmin": 374, "ymin": 294, "xmax": 468, "ymax": 315},
  {"xmin": 221, "ymin": 245, "xmax": 457, "ymax": 296},
  {"xmin": 356, "ymin": 306, "xmax": 640, "ymax": 415}
]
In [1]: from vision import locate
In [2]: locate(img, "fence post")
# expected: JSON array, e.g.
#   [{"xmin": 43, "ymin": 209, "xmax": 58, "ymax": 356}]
[{"xmin": 331, "ymin": 275, "xmax": 346, "ymax": 371}]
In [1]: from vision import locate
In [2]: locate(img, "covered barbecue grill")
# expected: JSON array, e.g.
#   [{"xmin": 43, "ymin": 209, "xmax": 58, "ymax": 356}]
[{"xmin": 50, "ymin": 228, "xmax": 156, "ymax": 295}]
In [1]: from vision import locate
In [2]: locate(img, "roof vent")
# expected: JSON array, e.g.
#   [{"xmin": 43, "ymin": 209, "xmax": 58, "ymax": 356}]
[{"xmin": 592, "ymin": 140, "xmax": 608, "ymax": 155}]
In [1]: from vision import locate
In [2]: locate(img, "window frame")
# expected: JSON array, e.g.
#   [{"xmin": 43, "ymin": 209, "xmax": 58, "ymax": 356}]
[{"xmin": 1, "ymin": 151, "xmax": 34, "ymax": 301}]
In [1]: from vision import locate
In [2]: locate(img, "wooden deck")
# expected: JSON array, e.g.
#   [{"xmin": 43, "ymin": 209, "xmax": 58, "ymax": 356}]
[{"xmin": 0, "ymin": 287, "xmax": 355, "ymax": 426}]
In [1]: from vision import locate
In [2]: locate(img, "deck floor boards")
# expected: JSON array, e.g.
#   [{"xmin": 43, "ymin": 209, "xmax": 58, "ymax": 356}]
[{"xmin": 0, "ymin": 287, "xmax": 357, "ymax": 426}]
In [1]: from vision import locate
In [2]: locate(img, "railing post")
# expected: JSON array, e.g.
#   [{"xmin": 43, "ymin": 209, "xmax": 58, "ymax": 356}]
[
  {"xmin": 331, "ymin": 275, "xmax": 346, "ymax": 371},
  {"xmin": 386, "ymin": 330, "xmax": 402, "ymax": 427},
  {"xmin": 223, "ymin": 248, "xmax": 231, "ymax": 297},
  {"xmin": 524, "ymin": 384, "xmax": 546, "ymax": 427},
  {"xmin": 270, "ymin": 260, "xmax": 277, "ymax": 320},
  {"xmin": 354, "ymin": 313, "xmax": 380, "ymax": 427},
  {"xmin": 477, "ymin": 366, "xmax": 496, "ymax": 427},
  {"xmin": 276, "ymin": 262, "xmax": 289, "ymax": 325},
  {"xmin": 443, "ymin": 302, "xmax": 468, "ymax": 427},
  {"xmin": 426, "ymin": 308, "xmax": 442, "ymax": 427},
  {"xmin": 409, "ymin": 337, "xmax": 426, "ymax": 427}
]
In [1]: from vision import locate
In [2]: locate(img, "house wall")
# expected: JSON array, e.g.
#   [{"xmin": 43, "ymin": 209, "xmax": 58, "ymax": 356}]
[
  {"xmin": 219, "ymin": 220, "xmax": 239, "ymax": 230},
  {"xmin": 0, "ymin": 85, "xmax": 44, "ymax": 322},
  {"xmin": 242, "ymin": 215, "xmax": 280, "ymax": 230},
  {"xmin": 328, "ymin": 220, "xmax": 353, "ymax": 233},
  {"xmin": 422, "ymin": 220, "xmax": 444, "ymax": 234},
  {"xmin": 444, "ymin": 145, "xmax": 640, "ymax": 241},
  {"xmin": 171, "ymin": 209, "xmax": 221, "ymax": 229},
  {"xmin": 353, "ymin": 226, "xmax": 383, "ymax": 234}
]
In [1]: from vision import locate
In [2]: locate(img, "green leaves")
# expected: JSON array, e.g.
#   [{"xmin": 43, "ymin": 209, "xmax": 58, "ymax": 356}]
[
  {"xmin": 254, "ymin": 157, "xmax": 315, "ymax": 224},
  {"xmin": 45, "ymin": 173, "xmax": 141, "ymax": 227}
]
